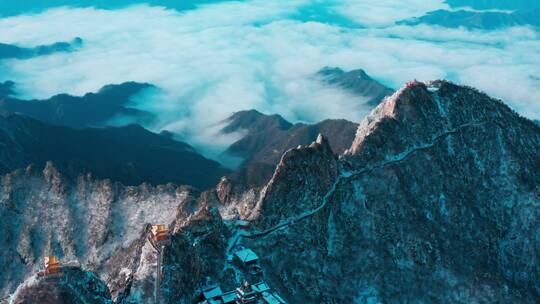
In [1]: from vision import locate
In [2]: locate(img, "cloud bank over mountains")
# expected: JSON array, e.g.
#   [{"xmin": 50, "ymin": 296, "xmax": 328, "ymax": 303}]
[{"xmin": 0, "ymin": 0, "xmax": 538, "ymax": 157}]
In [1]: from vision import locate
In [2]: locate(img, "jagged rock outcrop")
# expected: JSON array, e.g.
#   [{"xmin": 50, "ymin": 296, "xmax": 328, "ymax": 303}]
[
  {"xmin": 106, "ymin": 203, "xmax": 229, "ymax": 304},
  {"xmin": 10, "ymin": 267, "xmax": 112, "ymax": 304}
]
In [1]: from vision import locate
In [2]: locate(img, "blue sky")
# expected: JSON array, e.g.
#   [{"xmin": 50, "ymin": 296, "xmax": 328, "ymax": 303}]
[{"xmin": 0, "ymin": 0, "xmax": 539, "ymax": 156}]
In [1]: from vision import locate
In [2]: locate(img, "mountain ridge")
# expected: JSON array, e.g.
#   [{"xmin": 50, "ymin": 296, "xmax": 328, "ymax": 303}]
[{"xmin": 0, "ymin": 81, "xmax": 155, "ymax": 129}]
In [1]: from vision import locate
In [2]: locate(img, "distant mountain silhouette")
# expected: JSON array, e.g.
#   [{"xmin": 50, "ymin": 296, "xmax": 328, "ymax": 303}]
[
  {"xmin": 0, "ymin": 37, "xmax": 82, "ymax": 60},
  {"xmin": 317, "ymin": 67, "xmax": 393, "ymax": 106},
  {"xmin": 400, "ymin": 9, "xmax": 540, "ymax": 29},
  {"xmin": 0, "ymin": 81, "xmax": 155, "ymax": 128},
  {"xmin": 0, "ymin": 113, "xmax": 229, "ymax": 188}
]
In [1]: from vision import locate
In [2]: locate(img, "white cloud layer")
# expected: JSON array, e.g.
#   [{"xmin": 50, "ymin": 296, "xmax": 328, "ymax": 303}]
[{"xmin": 0, "ymin": 0, "xmax": 538, "ymax": 160}]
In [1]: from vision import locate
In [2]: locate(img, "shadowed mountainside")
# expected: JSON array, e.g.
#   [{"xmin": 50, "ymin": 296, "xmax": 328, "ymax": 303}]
[{"xmin": 0, "ymin": 113, "xmax": 228, "ymax": 188}]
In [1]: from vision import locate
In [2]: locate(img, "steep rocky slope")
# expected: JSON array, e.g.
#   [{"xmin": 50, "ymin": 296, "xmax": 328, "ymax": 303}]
[{"xmin": 0, "ymin": 113, "xmax": 228, "ymax": 188}]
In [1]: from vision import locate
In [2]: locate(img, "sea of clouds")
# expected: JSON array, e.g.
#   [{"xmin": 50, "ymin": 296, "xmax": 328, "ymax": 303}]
[{"xmin": 0, "ymin": 0, "xmax": 538, "ymax": 160}]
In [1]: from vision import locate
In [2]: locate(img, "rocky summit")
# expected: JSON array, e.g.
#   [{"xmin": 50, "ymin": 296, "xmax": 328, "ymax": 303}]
[{"xmin": 2, "ymin": 80, "xmax": 539, "ymax": 303}]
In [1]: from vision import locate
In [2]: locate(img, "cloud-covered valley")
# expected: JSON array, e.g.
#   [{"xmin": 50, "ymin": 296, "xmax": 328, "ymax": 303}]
[{"xmin": 0, "ymin": 0, "xmax": 539, "ymax": 159}]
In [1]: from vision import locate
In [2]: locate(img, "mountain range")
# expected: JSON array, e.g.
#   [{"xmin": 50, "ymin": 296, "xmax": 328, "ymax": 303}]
[
  {"xmin": 4, "ymin": 79, "xmax": 539, "ymax": 303},
  {"xmin": 0, "ymin": 80, "xmax": 231, "ymax": 188}
]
